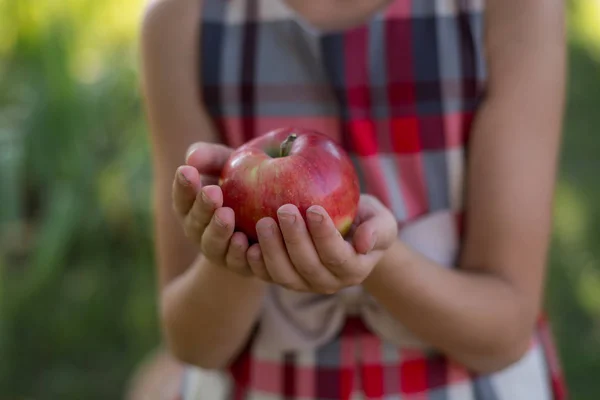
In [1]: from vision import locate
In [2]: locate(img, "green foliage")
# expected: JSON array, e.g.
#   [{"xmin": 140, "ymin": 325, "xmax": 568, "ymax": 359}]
[
  {"xmin": 545, "ymin": 40, "xmax": 600, "ymax": 399},
  {"xmin": 0, "ymin": 0, "xmax": 599, "ymax": 399},
  {"xmin": 0, "ymin": 1, "xmax": 157, "ymax": 399}
]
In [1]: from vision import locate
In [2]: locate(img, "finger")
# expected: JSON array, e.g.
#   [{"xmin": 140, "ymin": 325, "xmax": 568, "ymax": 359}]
[
  {"xmin": 186, "ymin": 142, "xmax": 234, "ymax": 176},
  {"xmin": 256, "ymin": 217, "xmax": 309, "ymax": 291},
  {"xmin": 306, "ymin": 206, "xmax": 360, "ymax": 279},
  {"xmin": 200, "ymin": 206, "xmax": 235, "ymax": 261},
  {"xmin": 352, "ymin": 197, "xmax": 398, "ymax": 255},
  {"xmin": 225, "ymin": 231, "xmax": 252, "ymax": 276},
  {"xmin": 247, "ymin": 244, "xmax": 272, "ymax": 282},
  {"xmin": 173, "ymin": 166, "xmax": 201, "ymax": 217},
  {"xmin": 184, "ymin": 185, "xmax": 223, "ymax": 242},
  {"xmin": 277, "ymin": 204, "xmax": 338, "ymax": 292}
]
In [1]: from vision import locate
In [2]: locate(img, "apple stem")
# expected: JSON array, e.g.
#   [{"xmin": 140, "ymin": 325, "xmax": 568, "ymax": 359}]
[{"xmin": 279, "ymin": 133, "xmax": 298, "ymax": 157}]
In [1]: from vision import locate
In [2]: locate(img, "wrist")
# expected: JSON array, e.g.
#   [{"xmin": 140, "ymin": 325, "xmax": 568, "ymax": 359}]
[
  {"xmin": 196, "ymin": 254, "xmax": 267, "ymax": 288},
  {"xmin": 364, "ymin": 239, "xmax": 409, "ymax": 285}
]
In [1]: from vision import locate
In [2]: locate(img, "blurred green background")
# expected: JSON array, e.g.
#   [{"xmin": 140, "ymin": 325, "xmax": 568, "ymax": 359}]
[{"xmin": 0, "ymin": 0, "xmax": 599, "ymax": 399}]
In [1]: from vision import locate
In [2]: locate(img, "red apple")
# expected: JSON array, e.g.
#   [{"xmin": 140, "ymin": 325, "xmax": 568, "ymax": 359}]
[{"xmin": 219, "ymin": 127, "xmax": 360, "ymax": 242}]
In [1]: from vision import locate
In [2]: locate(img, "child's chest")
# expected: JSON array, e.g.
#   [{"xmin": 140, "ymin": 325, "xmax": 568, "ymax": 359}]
[{"xmin": 199, "ymin": 0, "xmax": 486, "ymax": 220}]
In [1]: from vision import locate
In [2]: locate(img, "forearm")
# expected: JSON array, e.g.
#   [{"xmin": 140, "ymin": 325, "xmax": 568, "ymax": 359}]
[
  {"xmin": 363, "ymin": 240, "xmax": 533, "ymax": 374},
  {"xmin": 363, "ymin": 0, "xmax": 565, "ymax": 370},
  {"xmin": 161, "ymin": 256, "xmax": 267, "ymax": 369}
]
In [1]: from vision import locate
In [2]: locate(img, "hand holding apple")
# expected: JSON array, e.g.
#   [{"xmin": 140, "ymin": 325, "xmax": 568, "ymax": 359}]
[
  {"xmin": 173, "ymin": 142, "xmax": 253, "ymax": 276},
  {"xmin": 219, "ymin": 127, "xmax": 361, "ymax": 242},
  {"xmin": 246, "ymin": 194, "xmax": 398, "ymax": 293},
  {"xmin": 217, "ymin": 126, "xmax": 397, "ymax": 293}
]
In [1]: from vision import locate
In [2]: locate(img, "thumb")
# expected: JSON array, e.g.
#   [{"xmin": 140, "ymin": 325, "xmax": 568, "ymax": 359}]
[
  {"xmin": 352, "ymin": 195, "xmax": 398, "ymax": 254},
  {"xmin": 185, "ymin": 142, "xmax": 234, "ymax": 176}
]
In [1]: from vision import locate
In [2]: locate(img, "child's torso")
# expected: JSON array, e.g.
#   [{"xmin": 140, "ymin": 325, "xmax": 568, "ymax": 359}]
[
  {"xmin": 200, "ymin": 0, "xmax": 487, "ymax": 224},
  {"xmin": 183, "ymin": 1, "xmax": 562, "ymax": 398}
]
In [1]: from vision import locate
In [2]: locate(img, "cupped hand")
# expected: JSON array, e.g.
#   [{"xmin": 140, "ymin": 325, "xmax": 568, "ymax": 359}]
[
  {"xmin": 172, "ymin": 142, "xmax": 253, "ymax": 276},
  {"xmin": 246, "ymin": 194, "xmax": 398, "ymax": 293}
]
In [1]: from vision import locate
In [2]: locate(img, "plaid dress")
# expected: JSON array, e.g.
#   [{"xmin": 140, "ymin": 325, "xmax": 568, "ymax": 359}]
[{"xmin": 180, "ymin": 0, "xmax": 569, "ymax": 398}]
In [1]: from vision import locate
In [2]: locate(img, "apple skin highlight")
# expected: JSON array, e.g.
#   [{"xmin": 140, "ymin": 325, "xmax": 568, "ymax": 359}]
[{"xmin": 219, "ymin": 127, "xmax": 361, "ymax": 242}]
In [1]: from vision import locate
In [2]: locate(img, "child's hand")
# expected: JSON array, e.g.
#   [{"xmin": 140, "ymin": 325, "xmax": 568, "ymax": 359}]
[
  {"xmin": 246, "ymin": 194, "xmax": 398, "ymax": 293},
  {"xmin": 172, "ymin": 142, "xmax": 253, "ymax": 276}
]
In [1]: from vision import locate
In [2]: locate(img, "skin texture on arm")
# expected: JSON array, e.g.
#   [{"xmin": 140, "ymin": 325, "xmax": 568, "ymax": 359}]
[
  {"xmin": 140, "ymin": 0, "xmax": 266, "ymax": 369},
  {"xmin": 362, "ymin": 0, "xmax": 566, "ymax": 374}
]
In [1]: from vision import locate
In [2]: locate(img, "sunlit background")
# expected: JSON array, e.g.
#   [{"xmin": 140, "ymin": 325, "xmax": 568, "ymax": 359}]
[{"xmin": 0, "ymin": 0, "xmax": 599, "ymax": 399}]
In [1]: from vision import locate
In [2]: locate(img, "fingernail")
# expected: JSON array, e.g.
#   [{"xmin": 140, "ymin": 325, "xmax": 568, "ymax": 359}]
[
  {"xmin": 277, "ymin": 210, "xmax": 296, "ymax": 224},
  {"xmin": 248, "ymin": 247, "xmax": 261, "ymax": 260},
  {"xmin": 185, "ymin": 144, "xmax": 200, "ymax": 162},
  {"xmin": 368, "ymin": 233, "xmax": 377, "ymax": 252},
  {"xmin": 178, "ymin": 169, "xmax": 191, "ymax": 185},
  {"xmin": 201, "ymin": 190, "xmax": 210, "ymax": 204},
  {"xmin": 258, "ymin": 222, "xmax": 274, "ymax": 238},
  {"xmin": 214, "ymin": 213, "xmax": 227, "ymax": 228},
  {"xmin": 307, "ymin": 208, "xmax": 324, "ymax": 223}
]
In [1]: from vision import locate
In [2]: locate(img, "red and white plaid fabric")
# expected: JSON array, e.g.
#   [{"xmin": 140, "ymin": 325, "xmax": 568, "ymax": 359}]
[
  {"xmin": 179, "ymin": 316, "xmax": 566, "ymax": 399},
  {"xmin": 176, "ymin": 0, "xmax": 569, "ymax": 398}
]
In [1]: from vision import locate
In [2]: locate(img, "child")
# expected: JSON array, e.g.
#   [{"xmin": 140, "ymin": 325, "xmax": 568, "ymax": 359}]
[{"xmin": 139, "ymin": 0, "xmax": 568, "ymax": 398}]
